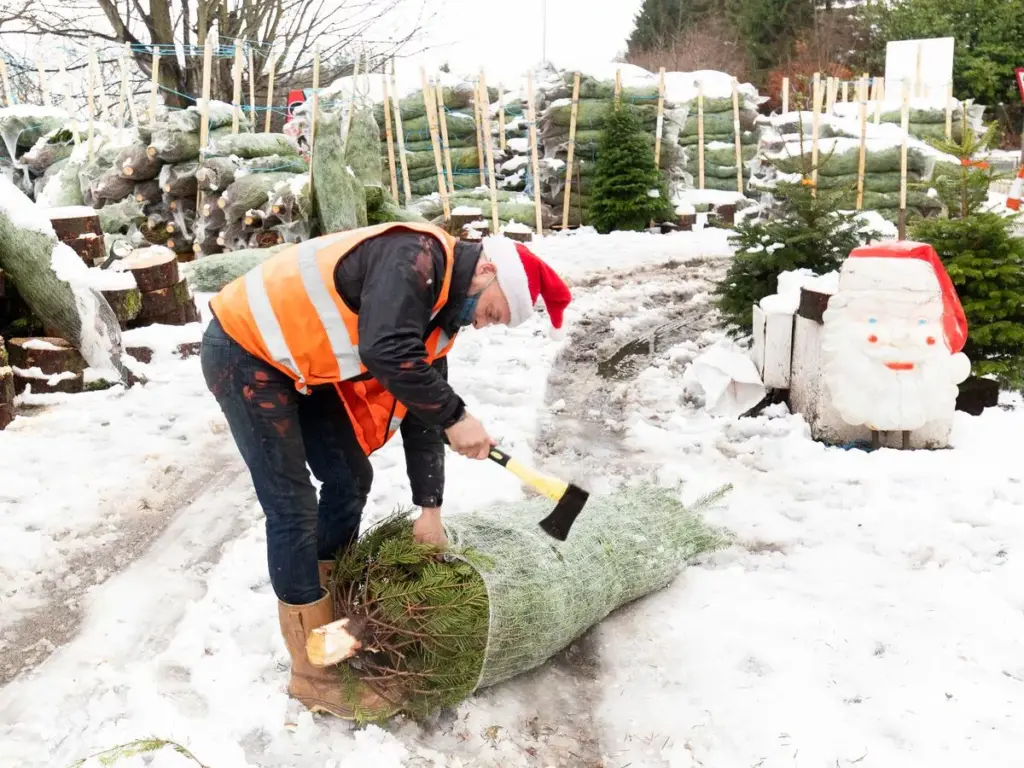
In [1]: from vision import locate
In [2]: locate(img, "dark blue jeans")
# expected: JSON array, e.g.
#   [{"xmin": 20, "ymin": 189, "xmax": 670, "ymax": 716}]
[{"xmin": 200, "ymin": 316, "xmax": 372, "ymax": 605}]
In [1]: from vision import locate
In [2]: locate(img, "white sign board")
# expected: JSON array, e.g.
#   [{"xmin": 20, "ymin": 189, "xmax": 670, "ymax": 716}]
[{"xmin": 885, "ymin": 37, "xmax": 954, "ymax": 100}]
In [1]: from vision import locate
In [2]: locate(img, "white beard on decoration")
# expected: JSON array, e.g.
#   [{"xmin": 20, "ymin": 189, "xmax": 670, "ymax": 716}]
[{"xmin": 821, "ymin": 290, "xmax": 971, "ymax": 432}]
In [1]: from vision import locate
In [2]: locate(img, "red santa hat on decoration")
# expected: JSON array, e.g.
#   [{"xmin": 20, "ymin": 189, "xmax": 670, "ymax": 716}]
[
  {"xmin": 482, "ymin": 236, "xmax": 573, "ymax": 338},
  {"xmin": 842, "ymin": 241, "xmax": 968, "ymax": 354}
]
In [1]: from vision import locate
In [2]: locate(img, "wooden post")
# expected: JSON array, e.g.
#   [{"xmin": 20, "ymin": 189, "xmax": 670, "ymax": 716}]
[
  {"xmin": 478, "ymin": 69, "xmax": 500, "ymax": 233},
  {"xmin": 474, "ymin": 81, "xmax": 486, "ymax": 186},
  {"xmin": 198, "ymin": 32, "xmax": 215, "ymax": 150},
  {"xmin": 37, "ymin": 55, "xmax": 50, "ymax": 106},
  {"xmin": 561, "ymin": 72, "xmax": 582, "ymax": 230},
  {"xmin": 945, "ymin": 82, "xmax": 954, "ymax": 140},
  {"xmin": 247, "ymin": 46, "xmax": 257, "ymax": 127},
  {"xmin": 856, "ymin": 79, "xmax": 867, "ymax": 210},
  {"xmin": 614, "ymin": 68, "xmax": 622, "ymax": 104},
  {"xmin": 811, "ymin": 76, "xmax": 822, "ymax": 195},
  {"xmin": 498, "ymin": 83, "xmax": 506, "ymax": 150},
  {"xmin": 117, "ymin": 43, "xmax": 130, "ymax": 133},
  {"xmin": 841, "ymin": 81, "xmax": 849, "ymax": 103},
  {"xmin": 654, "ymin": 67, "xmax": 666, "ymax": 169},
  {"xmin": 731, "ymin": 77, "xmax": 743, "ymax": 195},
  {"xmin": 872, "ymin": 77, "xmax": 883, "ymax": 125},
  {"xmin": 898, "ymin": 81, "xmax": 910, "ymax": 239},
  {"xmin": 310, "ymin": 46, "xmax": 321, "ymax": 172},
  {"xmin": 94, "ymin": 44, "xmax": 110, "ymax": 122},
  {"xmin": 232, "ymin": 44, "xmax": 243, "ymax": 134},
  {"xmin": 87, "ymin": 41, "xmax": 98, "ymax": 162},
  {"xmin": 914, "ymin": 42, "xmax": 923, "ymax": 98},
  {"xmin": 827, "ymin": 76, "xmax": 837, "ymax": 113},
  {"xmin": 435, "ymin": 80, "xmax": 456, "ymax": 196},
  {"xmin": 781, "ymin": 76, "xmax": 789, "ymax": 114},
  {"xmin": 341, "ymin": 52, "xmax": 359, "ymax": 149},
  {"xmin": 527, "ymin": 71, "xmax": 543, "ymax": 235},
  {"xmin": 264, "ymin": 48, "xmax": 278, "ymax": 133},
  {"xmin": 391, "ymin": 61, "xmax": 412, "ymax": 205},
  {"xmin": 0, "ymin": 57, "xmax": 11, "ymax": 107},
  {"xmin": 150, "ymin": 48, "xmax": 161, "ymax": 129},
  {"xmin": 57, "ymin": 54, "xmax": 78, "ymax": 144},
  {"xmin": 697, "ymin": 80, "xmax": 705, "ymax": 190},
  {"xmin": 419, "ymin": 66, "xmax": 450, "ymax": 220},
  {"xmin": 382, "ymin": 71, "xmax": 400, "ymax": 200}
]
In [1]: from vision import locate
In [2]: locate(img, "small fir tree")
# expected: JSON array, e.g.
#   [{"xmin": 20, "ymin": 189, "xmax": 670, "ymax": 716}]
[
  {"xmin": 589, "ymin": 101, "xmax": 673, "ymax": 233},
  {"xmin": 910, "ymin": 132, "xmax": 1024, "ymax": 389},
  {"xmin": 714, "ymin": 180, "xmax": 876, "ymax": 334}
]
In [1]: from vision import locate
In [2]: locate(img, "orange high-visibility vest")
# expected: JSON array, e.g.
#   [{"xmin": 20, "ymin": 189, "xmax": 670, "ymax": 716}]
[{"xmin": 210, "ymin": 222, "xmax": 460, "ymax": 455}]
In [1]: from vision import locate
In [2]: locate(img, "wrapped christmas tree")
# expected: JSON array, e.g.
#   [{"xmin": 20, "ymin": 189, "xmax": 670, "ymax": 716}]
[{"xmin": 321, "ymin": 482, "xmax": 729, "ymax": 722}]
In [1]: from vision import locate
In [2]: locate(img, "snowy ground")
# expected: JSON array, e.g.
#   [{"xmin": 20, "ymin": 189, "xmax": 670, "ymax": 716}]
[{"xmin": 3, "ymin": 227, "xmax": 1024, "ymax": 768}]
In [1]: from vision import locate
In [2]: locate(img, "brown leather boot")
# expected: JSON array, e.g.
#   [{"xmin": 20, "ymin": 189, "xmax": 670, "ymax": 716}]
[{"xmin": 277, "ymin": 590, "xmax": 400, "ymax": 720}]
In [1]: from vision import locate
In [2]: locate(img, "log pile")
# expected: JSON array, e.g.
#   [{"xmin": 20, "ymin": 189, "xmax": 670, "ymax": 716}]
[{"xmin": 7, "ymin": 336, "xmax": 86, "ymax": 395}]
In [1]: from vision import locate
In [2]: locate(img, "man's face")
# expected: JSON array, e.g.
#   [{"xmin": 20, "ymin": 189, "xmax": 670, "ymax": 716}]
[{"xmin": 469, "ymin": 261, "xmax": 511, "ymax": 329}]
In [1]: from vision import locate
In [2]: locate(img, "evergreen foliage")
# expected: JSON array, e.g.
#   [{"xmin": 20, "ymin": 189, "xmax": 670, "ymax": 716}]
[
  {"xmin": 328, "ymin": 510, "xmax": 491, "ymax": 722},
  {"xmin": 589, "ymin": 102, "xmax": 673, "ymax": 234},
  {"xmin": 920, "ymin": 121, "xmax": 1000, "ymax": 220},
  {"xmin": 714, "ymin": 180, "xmax": 876, "ymax": 334}
]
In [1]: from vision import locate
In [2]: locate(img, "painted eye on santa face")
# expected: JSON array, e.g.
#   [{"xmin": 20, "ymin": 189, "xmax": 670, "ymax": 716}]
[
  {"xmin": 868, "ymin": 317, "xmax": 877, "ymax": 324},
  {"xmin": 918, "ymin": 319, "xmax": 927, "ymax": 326}
]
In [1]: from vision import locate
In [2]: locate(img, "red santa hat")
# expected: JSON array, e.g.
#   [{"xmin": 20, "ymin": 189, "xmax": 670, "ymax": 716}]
[
  {"xmin": 845, "ymin": 241, "xmax": 968, "ymax": 354},
  {"xmin": 482, "ymin": 236, "xmax": 573, "ymax": 338}
]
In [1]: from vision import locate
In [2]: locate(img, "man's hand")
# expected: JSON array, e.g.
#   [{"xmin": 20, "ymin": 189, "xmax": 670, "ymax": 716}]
[
  {"xmin": 412, "ymin": 507, "xmax": 448, "ymax": 549},
  {"xmin": 445, "ymin": 412, "xmax": 496, "ymax": 460}
]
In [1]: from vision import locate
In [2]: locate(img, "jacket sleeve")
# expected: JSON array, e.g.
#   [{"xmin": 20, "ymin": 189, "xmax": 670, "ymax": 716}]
[
  {"xmin": 400, "ymin": 356, "xmax": 448, "ymax": 508},
  {"xmin": 356, "ymin": 233, "xmax": 466, "ymax": 429}
]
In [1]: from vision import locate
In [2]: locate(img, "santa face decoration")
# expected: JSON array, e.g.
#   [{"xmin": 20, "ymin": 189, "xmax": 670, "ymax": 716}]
[{"xmin": 821, "ymin": 242, "xmax": 971, "ymax": 433}]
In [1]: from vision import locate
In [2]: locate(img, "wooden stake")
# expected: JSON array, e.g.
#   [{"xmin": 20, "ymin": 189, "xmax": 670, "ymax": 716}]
[
  {"xmin": 842, "ymin": 81, "xmax": 849, "ymax": 103},
  {"xmin": 150, "ymin": 48, "xmax": 161, "ymax": 129},
  {"xmin": 198, "ymin": 32, "xmax": 215, "ymax": 150},
  {"xmin": 341, "ymin": 52, "xmax": 359, "ymax": 150},
  {"xmin": 0, "ymin": 57, "xmax": 11, "ymax": 107},
  {"xmin": 435, "ymin": 80, "xmax": 456, "ymax": 196},
  {"xmin": 811, "ymin": 76, "xmax": 822, "ymax": 195},
  {"xmin": 562, "ymin": 72, "xmax": 582, "ymax": 231},
  {"xmin": 945, "ymin": 81, "xmax": 954, "ymax": 140},
  {"xmin": 781, "ymin": 76, "xmax": 789, "ymax": 114},
  {"xmin": 117, "ymin": 43, "xmax": 130, "ymax": 133},
  {"xmin": 87, "ymin": 41, "xmax": 97, "ymax": 162},
  {"xmin": 527, "ymin": 71, "xmax": 543, "ymax": 235},
  {"xmin": 899, "ymin": 81, "xmax": 910, "ymax": 239},
  {"xmin": 856, "ymin": 81, "xmax": 867, "ymax": 210},
  {"xmin": 498, "ymin": 83, "xmax": 506, "ymax": 150},
  {"xmin": 914, "ymin": 42, "xmax": 923, "ymax": 98},
  {"xmin": 58, "ymin": 53, "xmax": 78, "ymax": 144},
  {"xmin": 310, "ymin": 46, "xmax": 321, "ymax": 169},
  {"xmin": 654, "ymin": 67, "xmax": 666, "ymax": 169},
  {"xmin": 420, "ymin": 66, "xmax": 450, "ymax": 220},
  {"xmin": 614, "ymin": 68, "xmax": 622, "ymax": 103},
  {"xmin": 247, "ymin": 46, "xmax": 257, "ymax": 127},
  {"xmin": 232, "ymin": 44, "xmax": 244, "ymax": 134},
  {"xmin": 264, "ymin": 48, "xmax": 278, "ymax": 133},
  {"xmin": 731, "ymin": 77, "xmax": 744, "ymax": 195},
  {"xmin": 872, "ymin": 77, "xmax": 882, "ymax": 125},
  {"xmin": 827, "ymin": 76, "xmax": 837, "ymax": 113},
  {"xmin": 474, "ymin": 81, "xmax": 486, "ymax": 186},
  {"xmin": 697, "ymin": 80, "xmax": 705, "ymax": 190},
  {"xmin": 390, "ymin": 61, "xmax": 412, "ymax": 204},
  {"xmin": 37, "ymin": 55, "xmax": 50, "ymax": 106},
  {"xmin": 382, "ymin": 72, "xmax": 400, "ymax": 200},
  {"xmin": 478, "ymin": 69, "xmax": 500, "ymax": 233}
]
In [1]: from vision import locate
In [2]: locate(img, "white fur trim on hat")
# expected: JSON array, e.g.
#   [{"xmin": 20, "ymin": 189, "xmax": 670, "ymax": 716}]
[{"xmin": 483, "ymin": 236, "xmax": 532, "ymax": 327}]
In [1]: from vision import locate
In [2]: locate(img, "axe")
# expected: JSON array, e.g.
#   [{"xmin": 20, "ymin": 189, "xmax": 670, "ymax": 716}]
[{"xmin": 444, "ymin": 438, "xmax": 590, "ymax": 541}]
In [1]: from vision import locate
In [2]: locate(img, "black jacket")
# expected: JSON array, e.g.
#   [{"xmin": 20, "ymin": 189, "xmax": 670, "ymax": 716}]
[{"xmin": 332, "ymin": 230, "xmax": 482, "ymax": 508}]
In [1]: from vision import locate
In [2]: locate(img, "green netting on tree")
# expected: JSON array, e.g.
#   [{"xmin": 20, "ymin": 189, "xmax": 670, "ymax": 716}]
[
  {"xmin": 555, "ymin": 72, "xmax": 660, "ymax": 104},
  {"xmin": 345, "ymin": 106, "xmax": 384, "ymax": 186},
  {"xmin": 400, "ymin": 111, "xmax": 477, "ymax": 141},
  {"xmin": 701, "ymin": 143, "xmax": 758, "ymax": 166},
  {"xmin": 811, "ymin": 171, "xmax": 920, "ymax": 193},
  {"xmin": 313, "ymin": 107, "xmax": 367, "ymax": 233},
  {"xmin": 328, "ymin": 482, "xmax": 729, "ymax": 721},
  {"xmin": 98, "ymin": 198, "xmax": 146, "ymax": 233},
  {"xmin": 546, "ymin": 100, "xmax": 658, "ymax": 130},
  {"xmin": 401, "ymin": 137, "xmax": 476, "ymax": 153},
  {"xmin": 205, "ymin": 132, "xmax": 299, "ymax": 160},
  {"xmin": 180, "ymin": 245, "xmax": 288, "ymax": 292},
  {"xmin": 702, "ymin": 162, "xmax": 752, "ymax": 179},
  {"xmin": 166, "ymin": 101, "xmax": 238, "ymax": 133},
  {"xmin": 244, "ymin": 154, "xmax": 308, "ymax": 174},
  {"xmin": 681, "ymin": 111, "xmax": 756, "ymax": 137},
  {"xmin": 21, "ymin": 126, "xmax": 76, "ymax": 174},
  {"xmin": 0, "ymin": 110, "xmax": 68, "ymax": 159},
  {"xmin": 766, "ymin": 142, "xmax": 932, "ymax": 176},
  {"xmin": 679, "ymin": 130, "xmax": 758, "ymax": 147}
]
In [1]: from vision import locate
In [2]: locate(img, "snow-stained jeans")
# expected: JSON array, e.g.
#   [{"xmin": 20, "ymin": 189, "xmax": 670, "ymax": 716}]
[{"xmin": 200, "ymin": 315, "xmax": 373, "ymax": 606}]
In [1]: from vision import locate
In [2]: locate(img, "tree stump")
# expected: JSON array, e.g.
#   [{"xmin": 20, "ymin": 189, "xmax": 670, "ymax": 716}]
[
  {"xmin": 7, "ymin": 337, "xmax": 87, "ymax": 376},
  {"xmin": 45, "ymin": 206, "xmax": 106, "ymax": 266},
  {"xmin": 678, "ymin": 213, "xmax": 696, "ymax": 231},
  {"xmin": 14, "ymin": 369, "xmax": 84, "ymax": 395},
  {"xmin": 138, "ymin": 279, "xmax": 194, "ymax": 321},
  {"xmin": 0, "ymin": 337, "xmax": 15, "ymax": 430},
  {"xmin": 125, "ymin": 346, "xmax": 153, "ymax": 364},
  {"xmin": 503, "ymin": 230, "xmax": 533, "ymax": 243},
  {"xmin": 101, "ymin": 287, "xmax": 143, "ymax": 325},
  {"xmin": 121, "ymin": 247, "xmax": 180, "ymax": 293},
  {"xmin": 714, "ymin": 203, "xmax": 737, "ymax": 225}
]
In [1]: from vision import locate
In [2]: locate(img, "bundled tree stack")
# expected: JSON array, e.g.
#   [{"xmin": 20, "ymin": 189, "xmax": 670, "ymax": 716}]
[
  {"xmin": 829, "ymin": 97, "xmax": 984, "ymax": 143},
  {"xmin": 315, "ymin": 484, "xmax": 729, "ymax": 723},
  {"xmin": 0, "ymin": 106, "xmax": 75, "ymax": 200}
]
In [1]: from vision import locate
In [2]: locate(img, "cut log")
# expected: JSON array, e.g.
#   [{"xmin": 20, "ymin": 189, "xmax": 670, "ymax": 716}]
[
  {"xmin": 101, "ymin": 287, "xmax": 142, "ymax": 324},
  {"xmin": 167, "ymin": 196, "xmax": 197, "ymax": 216},
  {"xmin": 138, "ymin": 278, "xmax": 193, "ymax": 320},
  {"xmin": 121, "ymin": 247, "xmax": 180, "ymax": 293},
  {"xmin": 48, "ymin": 206, "xmax": 104, "ymax": 244},
  {"xmin": 133, "ymin": 299, "xmax": 200, "ymax": 327},
  {"xmin": 7, "ymin": 336, "xmax": 87, "ymax": 375},
  {"xmin": 250, "ymin": 230, "xmax": 283, "ymax": 249},
  {"xmin": 159, "ymin": 161, "xmax": 200, "ymax": 197},
  {"xmin": 118, "ymin": 144, "xmax": 163, "ymax": 181},
  {"xmin": 196, "ymin": 157, "xmax": 239, "ymax": 193},
  {"xmin": 91, "ymin": 168, "xmax": 136, "ymax": 204},
  {"xmin": 134, "ymin": 180, "xmax": 163, "ymax": 206},
  {"xmin": 13, "ymin": 367, "xmax": 84, "ymax": 395},
  {"xmin": 125, "ymin": 345, "xmax": 153, "ymax": 364},
  {"xmin": 0, "ymin": 341, "xmax": 14, "ymax": 428}
]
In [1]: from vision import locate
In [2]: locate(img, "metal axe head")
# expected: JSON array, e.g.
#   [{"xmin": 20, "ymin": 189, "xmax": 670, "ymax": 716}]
[{"xmin": 538, "ymin": 483, "xmax": 590, "ymax": 542}]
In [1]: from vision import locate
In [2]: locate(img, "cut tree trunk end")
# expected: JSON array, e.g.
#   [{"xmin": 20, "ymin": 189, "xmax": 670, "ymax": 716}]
[
  {"xmin": 306, "ymin": 617, "xmax": 367, "ymax": 667},
  {"xmin": 137, "ymin": 278, "xmax": 193, "ymax": 321},
  {"xmin": 45, "ymin": 206, "xmax": 105, "ymax": 266},
  {"xmin": 14, "ymin": 369, "xmax": 84, "ymax": 395},
  {"xmin": 101, "ymin": 287, "xmax": 143, "ymax": 325},
  {"xmin": 121, "ymin": 248, "xmax": 180, "ymax": 293},
  {"xmin": 7, "ymin": 336, "xmax": 86, "ymax": 375}
]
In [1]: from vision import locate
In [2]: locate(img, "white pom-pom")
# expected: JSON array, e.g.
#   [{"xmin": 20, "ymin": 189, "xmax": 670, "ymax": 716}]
[{"xmin": 549, "ymin": 324, "xmax": 567, "ymax": 341}]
